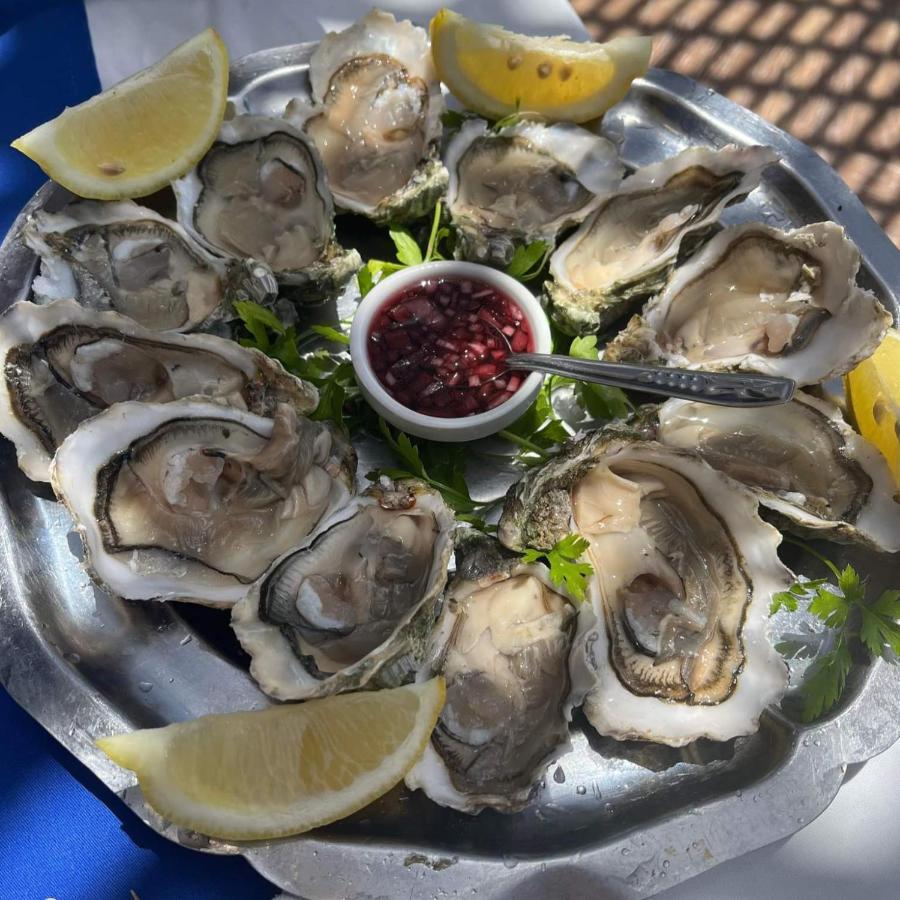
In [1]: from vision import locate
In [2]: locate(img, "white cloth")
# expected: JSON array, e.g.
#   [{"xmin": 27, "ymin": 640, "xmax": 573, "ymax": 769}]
[{"xmin": 82, "ymin": 2, "xmax": 900, "ymax": 897}]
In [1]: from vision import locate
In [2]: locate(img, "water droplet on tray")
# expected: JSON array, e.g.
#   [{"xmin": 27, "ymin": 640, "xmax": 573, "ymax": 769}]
[
  {"xmin": 179, "ymin": 634, "xmax": 193, "ymax": 646},
  {"xmin": 138, "ymin": 681, "xmax": 153, "ymax": 693},
  {"xmin": 552, "ymin": 766, "xmax": 565, "ymax": 784},
  {"xmin": 576, "ymin": 785, "xmax": 587, "ymax": 795}
]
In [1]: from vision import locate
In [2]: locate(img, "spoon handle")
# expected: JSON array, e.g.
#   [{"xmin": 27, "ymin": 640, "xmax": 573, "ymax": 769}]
[{"xmin": 506, "ymin": 353, "xmax": 796, "ymax": 407}]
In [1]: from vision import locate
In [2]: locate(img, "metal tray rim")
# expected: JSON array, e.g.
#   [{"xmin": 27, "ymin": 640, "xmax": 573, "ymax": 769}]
[{"xmin": 1, "ymin": 45, "xmax": 899, "ymax": 900}]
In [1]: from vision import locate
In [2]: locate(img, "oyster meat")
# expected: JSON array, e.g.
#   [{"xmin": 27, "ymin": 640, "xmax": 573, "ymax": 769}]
[
  {"xmin": 0, "ymin": 299, "xmax": 317, "ymax": 482},
  {"xmin": 285, "ymin": 9, "xmax": 447, "ymax": 224},
  {"xmin": 604, "ymin": 221, "xmax": 892, "ymax": 385},
  {"xmin": 545, "ymin": 145, "xmax": 778, "ymax": 334},
  {"xmin": 51, "ymin": 399, "xmax": 355, "ymax": 605},
  {"xmin": 173, "ymin": 115, "xmax": 360, "ymax": 293},
  {"xmin": 500, "ymin": 433, "xmax": 790, "ymax": 746},
  {"xmin": 231, "ymin": 479, "xmax": 454, "ymax": 699},
  {"xmin": 444, "ymin": 118, "xmax": 623, "ymax": 267},
  {"xmin": 405, "ymin": 534, "xmax": 576, "ymax": 813},
  {"xmin": 656, "ymin": 392, "xmax": 900, "ymax": 552},
  {"xmin": 23, "ymin": 200, "xmax": 266, "ymax": 332}
]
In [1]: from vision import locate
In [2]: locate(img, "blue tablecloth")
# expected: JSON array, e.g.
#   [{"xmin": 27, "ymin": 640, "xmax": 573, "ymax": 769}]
[{"xmin": 0, "ymin": 3, "xmax": 273, "ymax": 897}]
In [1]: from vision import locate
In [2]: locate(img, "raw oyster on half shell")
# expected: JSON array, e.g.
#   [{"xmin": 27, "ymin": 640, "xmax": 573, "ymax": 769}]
[
  {"xmin": 51, "ymin": 399, "xmax": 355, "ymax": 606},
  {"xmin": 173, "ymin": 115, "xmax": 360, "ymax": 295},
  {"xmin": 656, "ymin": 392, "xmax": 900, "ymax": 552},
  {"xmin": 0, "ymin": 299, "xmax": 317, "ymax": 482},
  {"xmin": 285, "ymin": 9, "xmax": 447, "ymax": 224},
  {"xmin": 405, "ymin": 533, "xmax": 577, "ymax": 813},
  {"xmin": 500, "ymin": 432, "xmax": 790, "ymax": 747},
  {"xmin": 231, "ymin": 479, "xmax": 454, "ymax": 699},
  {"xmin": 545, "ymin": 145, "xmax": 779, "ymax": 334},
  {"xmin": 23, "ymin": 200, "xmax": 269, "ymax": 332},
  {"xmin": 444, "ymin": 118, "xmax": 623, "ymax": 267},
  {"xmin": 604, "ymin": 221, "xmax": 891, "ymax": 385}
]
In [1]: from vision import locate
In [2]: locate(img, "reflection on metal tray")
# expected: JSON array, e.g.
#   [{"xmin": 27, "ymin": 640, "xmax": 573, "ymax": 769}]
[{"xmin": 1, "ymin": 42, "xmax": 899, "ymax": 900}]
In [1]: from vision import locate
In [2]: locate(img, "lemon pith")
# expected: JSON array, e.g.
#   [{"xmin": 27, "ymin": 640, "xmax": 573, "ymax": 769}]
[
  {"xmin": 430, "ymin": 9, "xmax": 652, "ymax": 123},
  {"xmin": 11, "ymin": 28, "xmax": 228, "ymax": 200},
  {"xmin": 97, "ymin": 678, "xmax": 445, "ymax": 840}
]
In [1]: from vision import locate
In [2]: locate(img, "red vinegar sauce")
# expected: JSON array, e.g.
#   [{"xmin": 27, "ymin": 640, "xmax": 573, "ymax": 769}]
[{"xmin": 367, "ymin": 277, "xmax": 534, "ymax": 417}]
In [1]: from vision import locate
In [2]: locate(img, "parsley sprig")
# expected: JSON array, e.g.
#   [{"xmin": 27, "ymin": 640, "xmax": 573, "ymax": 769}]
[
  {"xmin": 357, "ymin": 202, "xmax": 452, "ymax": 297},
  {"xmin": 233, "ymin": 301, "xmax": 366, "ymax": 433},
  {"xmin": 521, "ymin": 534, "xmax": 594, "ymax": 602},
  {"xmin": 771, "ymin": 539, "xmax": 900, "ymax": 722},
  {"xmin": 370, "ymin": 418, "xmax": 493, "ymax": 531}
]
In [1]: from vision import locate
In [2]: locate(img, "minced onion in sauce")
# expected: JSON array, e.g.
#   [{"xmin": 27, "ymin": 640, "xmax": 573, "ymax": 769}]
[{"xmin": 368, "ymin": 277, "xmax": 534, "ymax": 417}]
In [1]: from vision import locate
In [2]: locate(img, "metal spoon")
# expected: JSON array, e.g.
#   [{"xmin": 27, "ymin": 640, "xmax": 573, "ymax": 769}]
[{"xmin": 506, "ymin": 352, "xmax": 796, "ymax": 407}]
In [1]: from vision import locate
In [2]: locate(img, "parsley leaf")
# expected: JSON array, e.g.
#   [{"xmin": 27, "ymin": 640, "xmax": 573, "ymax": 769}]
[
  {"xmin": 562, "ymin": 335, "xmax": 630, "ymax": 421},
  {"xmin": 308, "ymin": 324, "xmax": 349, "ymax": 346},
  {"xmin": 233, "ymin": 301, "xmax": 364, "ymax": 432},
  {"xmin": 521, "ymin": 534, "xmax": 593, "ymax": 601},
  {"xmin": 370, "ymin": 418, "xmax": 492, "ymax": 529},
  {"xmin": 801, "ymin": 635, "xmax": 853, "ymax": 723},
  {"xmin": 504, "ymin": 241, "xmax": 551, "ymax": 282},
  {"xmin": 389, "ymin": 227, "xmax": 424, "ymax": 267},
  {"xmin": 498, "ymin": 379, "xmax": 571, "ymax": 464},
  {"xmin": 357, "ymin": 202, "xmax": 451, "ymax": 297},
  {"xmin": 772, "ymin": 541, "xmax": 900, "ymax": 722}
]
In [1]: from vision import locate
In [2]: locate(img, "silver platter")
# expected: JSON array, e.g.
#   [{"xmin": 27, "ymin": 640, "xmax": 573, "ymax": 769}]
[{"xmin": 1, "ymin": 42, "xmax": 899, "ymax": 900}]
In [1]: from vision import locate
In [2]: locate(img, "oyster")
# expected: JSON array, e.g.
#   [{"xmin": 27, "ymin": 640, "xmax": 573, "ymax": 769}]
[
  {"xmin": 0, "ymin": 299, "xmax": 317, "ymax": 482},
  {"xmin": 173, "ymin": 115, "xmax": 360, "ymax": 294},
  {"xmin": 231, "ymin": 479, "xmax": 454, "ymax": 699},
  {"xmin": 500, "ymin": 433, "xmax": 790, "ymax": 746},
  {"xmin": 285, "ymin": 9, "xmax": 446, "ymax": 224},
  {"xmin": 23, "ymin": 199, "xmax": 267, "ymax": 332},
  {"xmin": 51, "ymin": 399, "xmax": 355, "ymax": 605},
  {"xmin": 604, "ymin": 221, "xmax": 892, "ymax": 385},
  {"xmin": 444, "ymin": 118, "xmax": 623, "ymax": 267},
  {"xmin": 656, "ymin": 392, "xmax": 900, "ymax": 552},
  {"xmin": 405, "ymin": 534, "xmax": 577, "ymax": 813},
  {"xmin": 545, "ymin": 145, "xmax": 779, "ymax": 334}
]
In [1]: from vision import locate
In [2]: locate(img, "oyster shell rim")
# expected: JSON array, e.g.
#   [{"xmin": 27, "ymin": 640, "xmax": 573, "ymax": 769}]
[{"xmin": 230, "ymin": 478, "xmax": 456, "ymax": 700}]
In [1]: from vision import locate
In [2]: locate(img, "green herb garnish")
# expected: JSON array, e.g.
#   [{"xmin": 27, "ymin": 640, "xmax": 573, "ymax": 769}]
[
  {"xmin": 357, "ymin": 202, "xmax": 451, "ymax": 297},
  {"xmin": 369, "ymin": 418, "xmax": 493, "ymax": 531},
  {"xmin": 521, "ymin": 534, "xmax": 593, "ymax": 601},
  {"xmin": 564, "ymin": 335, "xmax": 630, "ymax": 420},
  {"xmin": 233, "ymin": 300, "xmax": 363, "ymax": 432},
  {"xmin": 772, "ymin": 541, "xmax": 900, "ymax": 722},
  {"xmin": 504, "ymin": 240, "xmax": 551, "ymax": 283}
]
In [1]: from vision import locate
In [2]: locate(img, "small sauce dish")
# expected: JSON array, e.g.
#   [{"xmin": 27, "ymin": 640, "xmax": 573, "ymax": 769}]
[{"xmin": 350, "ymin": 261, "xmax": 552, "ymax": 441}]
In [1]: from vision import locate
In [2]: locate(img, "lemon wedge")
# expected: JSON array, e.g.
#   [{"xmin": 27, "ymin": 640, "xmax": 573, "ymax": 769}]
[
  {"xmin": 430, "ymin": 9, "xmax": 652, "ymax": 123},
  {"xmin": 12, "ymin": 28, "xmax": 228, "ymax": 200},
  {"xmin": 97, "ymin": 678, "xmax": 445, "ymax": 840},
  {"xmin": 846, "ymin": 329, "xmax": 900, "ymax": 489}
]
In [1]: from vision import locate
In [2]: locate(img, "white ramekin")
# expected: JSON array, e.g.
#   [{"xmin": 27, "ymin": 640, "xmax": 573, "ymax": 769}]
[{"xmin": 349, "ymin": 261, "xmax": 552, "ymax": 442}]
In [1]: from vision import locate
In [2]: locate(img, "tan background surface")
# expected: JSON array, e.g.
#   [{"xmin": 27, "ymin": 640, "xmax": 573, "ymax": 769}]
[{"xmin": 573, "ymin": 0, "xmax": 900, "ymax": 246}]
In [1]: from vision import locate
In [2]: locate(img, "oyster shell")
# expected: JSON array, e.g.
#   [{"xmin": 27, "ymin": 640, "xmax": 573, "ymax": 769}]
[
  {"xmin": 656, "ymin": 392, "xmax": 900, "ymax": 552},
  {"xmin": 405, "ymin": 533, "xmax": 577, "ymax": 813},
  {"xmin": 51, "ymin": 399, "xmax": 355, "ymax": 605},
  {"xmin": 285, "ymin": 9, "xmax": 447, "ymax": 224},
  {"xmin": 545, "ymin": 145, "xmax": 778, "ymax": 334},
  {"xmin": 173, "ymin": 115, "xmax": 360, "ymax": 294},
  {"xmin": 604, "ymin": 221, "xmax": 892, "ymax": 385},
  {"xmin": 0, "ymin": 299, "xmax": 317, "ymax": 482},
  {"xmin": 231, "ymin": 479, "xmax": 454, "ymax": 699},
  {"xmin": 444, "ymin": 118, "xmax": 623, "ymax": 267},
  {"xmin": 500, "ymin": 433, "xmax": 790, "ymax": 746},
  {"xmin": 23, "ymin": 199, "xmax": 268, "ymax": 332}
]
